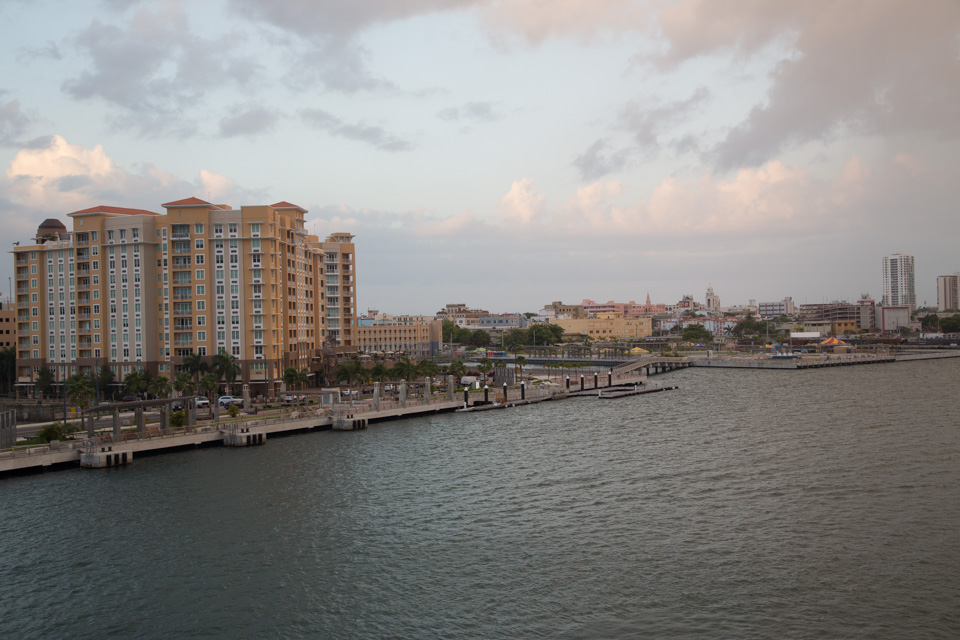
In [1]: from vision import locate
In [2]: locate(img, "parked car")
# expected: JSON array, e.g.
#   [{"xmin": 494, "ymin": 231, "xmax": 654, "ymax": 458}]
[
  {"xmin": 218, "ymin": 395, "xmax": 242, "ymax": 407},
  {"xmin": 171, "ymin": 401, "xmax": 184, "ymax": 411},
  {"xmin": 282, "ymin": 394, "xmax": 305, "ymax": 403},
  {"xmin": 194, "ymin": 397, "xmax": 210, "ymax": 408},
  {"xmin": 122, "ymin": 395, "xmax": 136, "ymax": 402}
]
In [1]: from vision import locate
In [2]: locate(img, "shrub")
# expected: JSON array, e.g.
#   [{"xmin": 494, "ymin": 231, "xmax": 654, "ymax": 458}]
[
  {"xmin": 170, "ymin": 410, "xmax": 186, "ymax": 428},
  {"xmin": 227, "ymin": 404, "xmax": 240, "ymax": 418}
]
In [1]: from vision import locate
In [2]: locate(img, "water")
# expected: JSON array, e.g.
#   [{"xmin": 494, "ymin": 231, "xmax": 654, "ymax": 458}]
[{"xmin": 2, "ymin": 360, "xmax": 959, "ymax": 639}]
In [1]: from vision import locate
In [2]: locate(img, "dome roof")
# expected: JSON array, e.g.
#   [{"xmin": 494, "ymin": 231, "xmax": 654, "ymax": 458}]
[{"xmin": 38, "ymin": 218, "xmax": 66, "ymax": 231}]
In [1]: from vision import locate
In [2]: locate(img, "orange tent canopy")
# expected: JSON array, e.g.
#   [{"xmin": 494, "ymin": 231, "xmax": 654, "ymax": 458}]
[{"xmin": 820, "ymin": 337, "xmax": 847, "ymax": 346}]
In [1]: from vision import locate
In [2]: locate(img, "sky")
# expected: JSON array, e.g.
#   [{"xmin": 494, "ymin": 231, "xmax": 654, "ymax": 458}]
[{"xmin": 1, "ymin": 0, "xmax": 959, "ymax": 314}]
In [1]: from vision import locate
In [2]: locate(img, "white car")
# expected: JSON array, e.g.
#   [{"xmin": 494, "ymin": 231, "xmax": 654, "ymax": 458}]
[
  {"xmin": 218, "ymin": 395, "xmax": 242, "ymax": 407},
  {"xmin": 194, "ymin": 397, "xmax": 210, "ymax": 408}
]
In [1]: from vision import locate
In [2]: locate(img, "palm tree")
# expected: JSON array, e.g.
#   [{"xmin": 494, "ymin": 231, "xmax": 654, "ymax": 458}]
[
  {"xmin": 447, "ymin": 360, "xmax": 466, "ymax": 382},
  {"xmin": 173, "ymin": 372, "xmax": 193, "ymax": 397},
  {"xmin": 212, "ymin": 349, "xmax": 240, "ymax": 395},
  {"xmin": 514, "ymin": 355, "xmax": 527, "ymax": 382},
  {"xmin": 148, "ymin": 375, "xmax": 171, "ymax": 399},
  {"xmin": 417, "ymin": 359, "xmax": 439, "ymax": 380},
  {"xmin": 182, "ymin": 352, "xmax": 208, "ymax": 392},
  {"xmin": 35, "ymin": 365, "xmax": 55, "ymax": 400},
  {"xmin": 369, "ymin": 362, "xmax": 388, "ymax": 383},
  {"xmin": 95, "ymin": 364, "xmax": 116, "ymax": 402},
  {"xmin": 477, "ymin": 357, "xmax": 493, "ymax": 384},
  {"xmin": 390, "ymin": 356, "xmax": 414, "ymax": 382},
  {"xmin": 199, "ymin": 372, "xmax": 219, "ymax": 409},
  {"xmin": 123, "ymin": 369, "xmax": 148, "ymax": 399},
  {"xmin": 65, "ymin": 374, "xmax": 94, "ymax": 408}
]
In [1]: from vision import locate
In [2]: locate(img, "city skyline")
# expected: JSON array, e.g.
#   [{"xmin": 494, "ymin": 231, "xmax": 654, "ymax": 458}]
[{"xmin": 2, "ymin": 1, "xmax": 959, "ymax": 313}]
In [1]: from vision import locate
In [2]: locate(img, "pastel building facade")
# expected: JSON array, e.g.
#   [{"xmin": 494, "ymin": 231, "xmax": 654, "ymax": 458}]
[{"xmin": 13, "ymin": 198, "xmax": 356, "ymax": 397}]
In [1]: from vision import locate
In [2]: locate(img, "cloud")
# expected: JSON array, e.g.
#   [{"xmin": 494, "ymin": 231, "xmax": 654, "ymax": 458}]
[
  {"xmin": 298, "ymin": 108, "xmax": 413, "ymax": 151},
  {"xmin": 61, "ymin": 3, "xmax": 262, "ymax": 136},
  {"xmin": 648, "ymin": 0, "xmax": 960, "ymax": 169},
  {"xmin": 438, "ymin": 101, "xmax": 500, "ymax": 123},
  {"xmin": 0, "ymin": 98, "xmax": 37, "ymax": 146},
  {"xmin": 498, "ymin": 177, "xmax": 546, "ymax": 227},
  {"xmin": 572, "ymin": 87, "xmax": 709, "ymax": 180},
  {"xmin": 218, "ymin": 105, "xmax": 282, "ymax": 138},
  {"xmin": 482, "ymin": 0, "xmax": 649, "ymax": 45},
  {"xmin": 1, "ymin": 135, "xmax": 266, "ymax": 239},
  {"xmin": 572, "ymin": 139, "xmax": 632, "ymax": 181}
]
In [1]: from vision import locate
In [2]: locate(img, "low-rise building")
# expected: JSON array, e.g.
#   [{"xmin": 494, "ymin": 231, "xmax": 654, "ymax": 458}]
[
  {"xmin": 757, "ymin": 297, "xmax": 796, "ymax": 317},
  {"xmin": 356, "ymin": 320, "xmax": 442, "ymax": 358},
  {"xmin": 0, "ymin": 301, "xmax": 16, "ymax": 349},
  {"xmin": 552, "ymin": 316, "xmax": 652, "ymax": 339}
]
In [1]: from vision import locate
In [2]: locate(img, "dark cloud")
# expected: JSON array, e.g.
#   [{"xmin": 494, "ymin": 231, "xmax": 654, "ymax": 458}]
[
  {"xmin": 650, "ymin": 0, "xmax": 960, "ymax": 170},
  {"xmin": 573, "ymin": 139, "xmax": 632, "ymax": 181},
  {"xmin": 572, "ymin": 87, "xmax": 708, "ymax": 180},
  {"xmin": 61, "ymin": 4, "xmax": 263, "ymax": 137},
  {"xmin": 438, "ymin": 101, "xmax": 500, "ymax": 122},
  {"xmin": 298, "ymin": 108, "xmax": 413, "ymax": 151},
  {"xmin": 0, "ymin": 98, "xmax": 36, "ymax": 146},
  {"xmin": 218, "ymin": 105, "xmax": 282, "ymax": 138},
  {"xmin": 618, "ymin": 86, "xmax": 710, "ymax": 150}
]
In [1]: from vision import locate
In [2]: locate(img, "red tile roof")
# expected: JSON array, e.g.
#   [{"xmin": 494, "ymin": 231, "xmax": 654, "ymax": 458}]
[
  {"xmin": 68, "ymin": 205, "xmax": 161, "ymax": 216},
  {"xmin": 271, "ymin": 201, "xmax": 307, "ymax": 212},
  {"xmin": 161, "ymin": 197, "xmax": 212, "ymax": 207}
]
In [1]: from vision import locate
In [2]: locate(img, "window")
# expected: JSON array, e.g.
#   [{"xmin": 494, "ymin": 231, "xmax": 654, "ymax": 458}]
[
  {"xmin": 196, "ymin": 285, "xmax": 205, "ymax": 295},
  {"xmin": 228, "ymin": 223, "xmax": 238, "ymax": 235},
  {"xmin": 195, "ymin": 269, "xmax": 204, "ymax": 280},
  {"xmin": 194, "ymin": 223, "xmax": 204, "ymax": 234},
  {"xmin": 214, "ymin": 224, "xmax": 223, "ymax": 236},
  {"xmin": 195, "ymin": 254, "xmax": 204, "ymax": 265},
  {"xmin": 195, "ymin": 239, "xmax": 204, "ymax": 250}
]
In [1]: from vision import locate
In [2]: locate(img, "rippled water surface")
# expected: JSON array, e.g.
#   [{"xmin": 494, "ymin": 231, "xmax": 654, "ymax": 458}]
[{"xmin": 3, "ymin": 360, "xmax": 960, "ymax": 638}]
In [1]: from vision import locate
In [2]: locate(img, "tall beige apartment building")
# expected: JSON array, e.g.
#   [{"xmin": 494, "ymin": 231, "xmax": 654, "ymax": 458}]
[{"xmin": 13, "ymin": 197, "xmax": 356, "ymax": 397}]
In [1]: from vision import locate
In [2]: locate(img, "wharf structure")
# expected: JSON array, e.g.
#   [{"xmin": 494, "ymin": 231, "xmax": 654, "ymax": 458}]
[{"xmin": 13, "ymin": 199, "xmax": 357, "ymax": 399}]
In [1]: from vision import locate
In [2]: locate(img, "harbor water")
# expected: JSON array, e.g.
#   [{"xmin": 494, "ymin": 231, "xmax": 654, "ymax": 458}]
[{"xmin": 2, "ymin": 359, "xmax": 959, "ymax": 638}]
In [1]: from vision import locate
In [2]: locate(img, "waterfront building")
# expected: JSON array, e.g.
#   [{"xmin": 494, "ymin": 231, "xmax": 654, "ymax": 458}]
[
  {"xmin": 882, "ymin": 252, "xmax": 916, "ymax": 308},
  {"xmin": 552, "ymin": 316, "xmax": 653, "ymax": 339},
  {"xmin": 658, "ymin": 316, "xmax": 739, "ymax": 337},
  {"xmin": 356, "ymin": 320, "xmax": 442, "ymax": 358},
  {"xmin": 435, "ymin": 303, "xmax": 491, "ymax": 327},
  {"xmin": 0, "ymin": 302, "xmax": 16, "ymax": 349},
  {"xmin": 799, "ymin": 301, "xmax": 869, "ymax": 335},
  {"xmin": 580, "ymin": 294, "xmax": 667, "ymax": 318},
  {"xmin": 539, "ymin": 301, "xmax": 587, "ymax": 320},
  {"xmin": 757, "ymin": 297, "xmax": 796, "ymax": 318},
  {"xmin": 13, "ymin": 199, "xmax": 356, "ymax": 397},
  {"xmin": 876, "ymin": 306, "xmax": 911, "ymax": 333},
  {"xmin": 476, "ymin": 314, "xmax": 528, "ymax": 331},
  {"xmin": 936, "ymin": 274, "xmax": 960, "ymax": 311}
]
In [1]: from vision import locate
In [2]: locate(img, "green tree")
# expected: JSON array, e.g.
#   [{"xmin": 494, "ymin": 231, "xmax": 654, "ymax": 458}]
[
  {"xmin": 940, "ymin": 315, "xmax": 960, "ymax": 333},
  {"xmin": 170, "ymin": 411, "xmax": 186, "ymax": 428},
  {"xmin": 417, "ymin": 359, "xmax": 439, "ymax": 380},
  {"xmin": 389, "ymin": 356, "xmax": 415, "ymax": 381},
  {"xmin": 469, "ymin": 329, "xmax": 491, "ymax": 347},
  {"xmin": 0, "ymin": 346, "xmax": 16, "ymax": 396},
  {"xmin": 199, "ymin": 372, "xmax": 219, "ymax": 400},
  {"xmin": 95, "ymin": 364, "xmax": 116, "ymax": 402},
  {"xmin": 148, "ymin": 375, "xmax": 171, "ymax": 399},
  {"xmin": 441, "ymin": 319, "xmax": 459, "ymax": 343},
  {"xmin": 515, "ymin": 355, "xmax": 527, "ymax": 381},
  {"xmin": 447, "ymin": 360, "xmax": 466, "ymax": 381},
  {"xmin": 369, "ymin": 362, "xmax": 388, "ymax": 383},
  {"xmin": 681, "ymin": 324, "xmax": 713, "ymax": 344},
  {"xmin": 182, "ymin": 352, "xmax": 208, "ymax": 394},
  {"xmin": 123, "ymin": 369, "xmax": 148, "ymax": 398},
  {"xmin": 477, "ymin": 357, "xmax": 493, "ymax": 383},
  {"xmin": 173, "ymin": 371, "xmax": 193, "ymax": 397},
  {"xmin": 212, "ymin": 349, "xmax": 240, "ymax": 395},
  {"xmin": 65, "ymin": 374, "xmax": 94, "ymax": 408},
  {"xmin": 920, "ymin": 314, "xmax": 941, "ymax": 332},
  {"xmin": 35, "ymin": 365, "xmax": 55, "ymax": 400}
]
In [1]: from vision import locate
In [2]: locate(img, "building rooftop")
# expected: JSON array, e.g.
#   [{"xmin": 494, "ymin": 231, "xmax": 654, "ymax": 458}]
[
  {"xmin": 161, "ymin": 197, "xmax": 212, "ymax": 207},
  {"xmin": 67, "ymin": 205, "xmax": 160, "ymax": 217}
]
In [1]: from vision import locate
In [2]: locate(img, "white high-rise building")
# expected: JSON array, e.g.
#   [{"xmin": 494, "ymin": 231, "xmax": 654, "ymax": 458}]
[{"xmin": 882, "ymin": 252, "xmax": 916, "ymax": 308}]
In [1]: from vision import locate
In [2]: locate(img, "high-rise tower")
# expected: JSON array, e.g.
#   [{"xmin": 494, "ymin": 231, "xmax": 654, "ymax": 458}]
[{"xmin": 882, "ymin": 252, "xmax": 916, "ymax": 308}]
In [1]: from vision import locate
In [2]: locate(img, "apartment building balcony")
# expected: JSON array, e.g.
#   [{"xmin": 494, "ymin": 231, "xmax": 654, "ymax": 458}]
[
  {"xmin": 173, "ymin": 339, "xmax": 193, "ymax": 347},
  {"xmin": 173, "ymin": 322, "xmax": 193, "ymax": 331},
  {"xmin": 172, "ymin": 245, "xmax": 191, "ymax": 255},
  {"xmin": 17, "ymin": 300, "xmax": 30, "ymax": 309},
  {"xmin": 77, "ymin": 283, "xmax": 91, "ymax": 291},
  {"xmin": 75, "ymin": 238, "xmax": 90, "ymax": 247},
  {"xmin": 172, "ymin": 293, "xmax": 192, "ymax": 301},
  {"xmin": 16, "ymin": 287, "xmax": 28, "ymax": 294},
  {"xmin": 171, "ymin": 232, "xmax": 191, "ymax": 240},
  {"xmin": 77, "ymin": 312, "xmax": 91, "ymax": 319},
  {"xmin": 78, "ymin": 326, "xmax": 91, "ymax": 335},
  {"xmin": 77, "ymin": 267, "xmax": 91, "ymax": 275},
  {"xmin": 16, "ymin": 256, "xmax": 28, "ymax": 265},
  {"xmin": 173, "ymin": 308, "xmax": 192, "ymax": 316},
  {"xmin": 341, "ymin": 276, "xmax": 353, "ymax": 285},
  {"xmin": 18, "ymin": 329, "xmax": 31, "ymax": 336},
  {"xmin": 171, "ymin": 278, "xmax": 192, "ymax": 286},
  {"xmin": 78, "ymin": 340, "xmax": 92, "ymax": 348}
]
